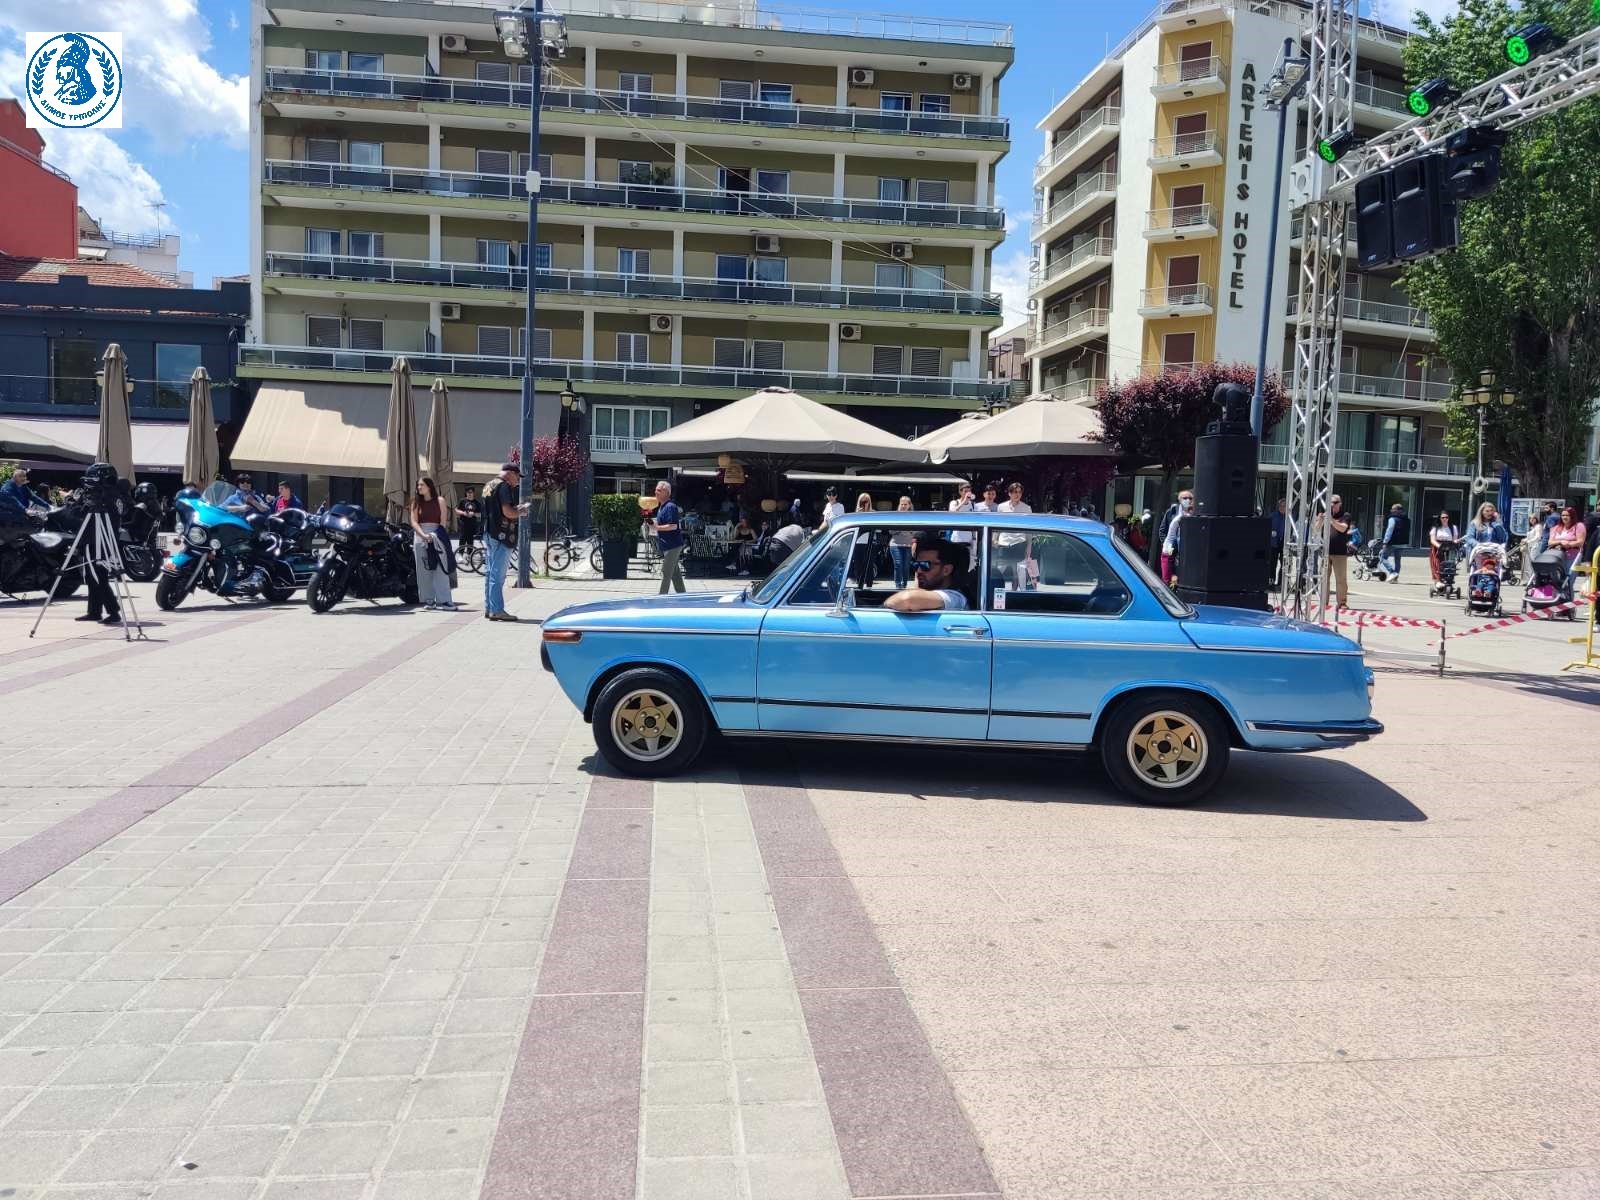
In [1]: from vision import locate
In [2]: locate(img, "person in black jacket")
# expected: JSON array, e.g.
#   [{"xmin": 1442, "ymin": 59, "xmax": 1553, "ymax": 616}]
[{"xmin": 1377, "ymin": 503, "xmax": 1410, "ymax": 581}]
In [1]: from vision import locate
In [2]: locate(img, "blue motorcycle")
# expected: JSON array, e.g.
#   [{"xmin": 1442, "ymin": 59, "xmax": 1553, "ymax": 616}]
[{"xmin": 155, "ymin": 491, "xmax": 304, "ymax": 609}]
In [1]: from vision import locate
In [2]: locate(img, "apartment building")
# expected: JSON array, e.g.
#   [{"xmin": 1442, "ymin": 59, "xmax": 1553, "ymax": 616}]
[
  {"xmin": 237, "ymin": 0, "xmax": 1013, "ymax": 508},
  {"xmin": 1026, "ymin": 0, "xmax": 1512, "ymax": 531}
]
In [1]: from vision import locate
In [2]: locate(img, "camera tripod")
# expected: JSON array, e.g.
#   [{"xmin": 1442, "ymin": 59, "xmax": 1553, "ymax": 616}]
[{"xmin": 28, "ymin": 508, "xmax": 147, "ymax": 641}]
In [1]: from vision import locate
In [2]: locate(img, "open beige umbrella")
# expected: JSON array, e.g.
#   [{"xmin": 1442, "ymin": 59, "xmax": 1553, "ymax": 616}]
[
  {"xmin": 182, "ymin": 366, "xmax": 219, "ymax": 489},
  {"xmin": 424, "ymin": 377, "xmax": 458, "ymax": 528},
  {"xmin": 97, "ymin": 343, "xmax": 136, "ymax": 484},
  {"xmin": 930, "ymin": 394, "xmax": 1107, "ymax": 465},
  {"xmin": 382, "ymin": 357, "xmax": 418, "ymax": 525}
]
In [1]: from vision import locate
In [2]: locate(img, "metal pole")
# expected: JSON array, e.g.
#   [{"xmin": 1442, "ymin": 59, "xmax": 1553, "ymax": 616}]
[
  {"xmin": 1474, "ymin": 404, "xmax": 1485, "ymax": 498},
  {"xmin": 515, "ymin": 0, "xmax": 544, "ymax": 589},
  {"xmin": 1252, "ymin": 37, "xmax": 1295, "ymax": 440}
]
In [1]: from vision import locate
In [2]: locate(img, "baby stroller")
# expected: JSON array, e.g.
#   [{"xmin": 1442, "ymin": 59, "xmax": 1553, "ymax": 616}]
[
  {"xmin": 1464, "ymin": 542, "xmax": 1506, "ymax": 616},
  {"xmin": 1430, "ymin": 543, "xmax": 1462, "ymax": 599},
  {"xmin": 1522, "ymin": 549, "xmax": 1576, "ymax": 619},
  {"xmin": 1352, "ymin": 538, "xmax": 1385, "ymax": 582}
]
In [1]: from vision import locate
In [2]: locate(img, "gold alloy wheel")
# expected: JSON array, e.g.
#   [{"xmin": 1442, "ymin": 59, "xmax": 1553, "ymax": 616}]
[
  {"xmin": 610, "ymin": 688, "xmax": 683, "ymax": 762},
  {"xmin": 1126, "ymin": 710, "xmax": 1208, "ymax": 789}
]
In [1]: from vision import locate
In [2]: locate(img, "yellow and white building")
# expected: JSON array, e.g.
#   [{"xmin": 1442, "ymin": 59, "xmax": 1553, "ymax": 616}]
[{"xmin": 237, "ymin": 0, "xmax": 1013, "ymax": 503}]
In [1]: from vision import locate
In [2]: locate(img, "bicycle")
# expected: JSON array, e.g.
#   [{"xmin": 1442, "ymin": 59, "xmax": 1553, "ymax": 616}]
[
  {"xmin": 544, "ymin": 531, "xmax": 603, "ymax": 574},
  {"xmin": 457, "ymin": 536, "xmax": 486, "ymax": 575}
]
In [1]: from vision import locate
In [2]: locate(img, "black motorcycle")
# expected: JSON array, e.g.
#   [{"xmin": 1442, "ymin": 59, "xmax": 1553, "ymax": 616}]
[
  {"xmin": 305, "ymin": 503, "xmax": 419, "ymax": 613},
  {"xmin": 117, "ymin": 482, "xmax": 163, "ymax": 583},
  {"xmin": 0, "ymin": 503, "xmax": 83, "ymax": 599}
]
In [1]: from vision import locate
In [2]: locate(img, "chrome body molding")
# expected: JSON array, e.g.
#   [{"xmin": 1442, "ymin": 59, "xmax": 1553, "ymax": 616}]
[{"xmin": 721, "ymin": 729, "xmax": 1090, "ymax": 752}]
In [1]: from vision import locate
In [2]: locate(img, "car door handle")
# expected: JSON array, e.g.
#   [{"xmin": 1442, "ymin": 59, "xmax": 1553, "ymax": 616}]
[{"xmin": 942, "ymin": 622, "xmax": 988, "ymax": 636}]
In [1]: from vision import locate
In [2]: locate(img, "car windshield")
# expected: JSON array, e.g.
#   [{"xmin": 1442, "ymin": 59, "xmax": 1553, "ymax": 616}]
[
  {"xmin": 749, "ymin": 527, "xmax": 826, "ymax": 603},
  {"xmin": 1108, "ymin": 534, "xmax": 1193, "ymax": 618}
]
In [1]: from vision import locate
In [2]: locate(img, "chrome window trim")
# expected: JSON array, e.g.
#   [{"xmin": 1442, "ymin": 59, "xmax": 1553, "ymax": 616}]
[
  {"xmin": 560, "ymin": 625, "xmax": 753, "ymax": 636},
  {"xmin": 979, "ymin": 528, "xmax": 1133, "ymax": 619}
]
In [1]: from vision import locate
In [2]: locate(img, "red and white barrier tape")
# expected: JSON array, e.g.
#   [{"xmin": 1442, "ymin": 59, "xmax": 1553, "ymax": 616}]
[
  {"xmin": 1357, "ymin": 613, "xmax": 1444, "ymax": 630},
  {"xmin": 1448, "ymin": 596, "xmax": 1593, "ymax": 639}
]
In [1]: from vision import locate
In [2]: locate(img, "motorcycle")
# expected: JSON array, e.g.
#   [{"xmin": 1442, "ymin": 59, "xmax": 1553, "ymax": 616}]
[
  {"xmin": 155, "ymin": 492, "xmax": 300, "ymax": 609},
  {"xmin": 0, "ymin": 503, "xmax": 82, "ymax": 599},
  {"xmin": 116, "ymin": 482, "xmax": 163, "ymax": 583},
  {"xmin": 305, "ymin": 503, "xmax": 419, "ymax": 613},
  {"xmin": 254, "ymin": 506, "xmax": 321, "ymax": 591}
]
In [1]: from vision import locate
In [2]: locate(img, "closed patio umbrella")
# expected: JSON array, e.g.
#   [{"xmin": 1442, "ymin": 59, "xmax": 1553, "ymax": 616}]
[
  {"xmin": 97, "ymin": 343, "xmax": 136, "ymax": 484},
  {"xmin": 182, "ymin": 366, "xmax": 219, "ymax": 490},
  {"xmin": 382, "ymin": 356, "xmax": 418, "ymax": 525},
  {"xmin": 425, "ymin": 377, "xmax": 458, "ymax": 527}
]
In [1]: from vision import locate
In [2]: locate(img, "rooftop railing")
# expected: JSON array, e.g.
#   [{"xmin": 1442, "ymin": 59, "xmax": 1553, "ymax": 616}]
[
  {"xmin": 265, "ymin": 67, "xmax": 1008, "ymax": 140},
  {"xmin": 263, "ymin": 159, "xmax": 1004, "ymax": 230}
]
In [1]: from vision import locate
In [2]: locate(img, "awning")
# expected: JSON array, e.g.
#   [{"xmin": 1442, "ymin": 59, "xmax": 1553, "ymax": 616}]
[
  {"xmin": 2, "ymin": 416, "xmax": 186, "ymax": 472},
  {"xmin": 675, "ymin": 469, "xmax": 967, "ymax": 485},
  {"xmin": 233, "ymin": 382, "xmax": 519, "ymax": 482}
]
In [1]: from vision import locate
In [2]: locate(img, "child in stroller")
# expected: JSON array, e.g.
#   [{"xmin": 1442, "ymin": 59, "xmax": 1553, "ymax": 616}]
[
  {"xmin": 1464, "ymin": 542, "xmax": 1506, "ymax": 616},
  {"xmin": 1353, "ymin": 537, "xmax": 1385, "ymax": 582},
  {"xmin": 1523, "ymin": 549, "xmax": 1577, "ymax": 619}
]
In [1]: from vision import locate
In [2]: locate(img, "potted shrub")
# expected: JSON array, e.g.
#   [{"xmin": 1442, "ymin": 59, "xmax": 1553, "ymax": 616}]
[{"xmin": 591, "ymin": 493, "xmax": 642, "ymax": 579}]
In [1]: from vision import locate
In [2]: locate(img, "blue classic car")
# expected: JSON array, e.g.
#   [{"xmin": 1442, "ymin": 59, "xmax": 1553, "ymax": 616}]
[{"xmin": 541, "ymin": 513, "xmax": 1381, "ymax": 805}]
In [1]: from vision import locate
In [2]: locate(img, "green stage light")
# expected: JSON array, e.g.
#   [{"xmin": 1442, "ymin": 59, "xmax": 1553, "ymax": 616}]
[
  {"xmin": 1407, "ymin": 77, "xmax": 1460, "ymax": 117},
  {"xmin": 1318, "ymin": 129, "xmax": 1362, "ymax": 163},
  {"xmin": 1505, "ymin": 22, "xmax": 1566, "ymax": 66}
]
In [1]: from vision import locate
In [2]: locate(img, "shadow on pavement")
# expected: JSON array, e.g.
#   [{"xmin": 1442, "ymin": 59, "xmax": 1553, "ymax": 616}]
[
  {"xmin": 704, "ymin": 740, "xmax": 1428, "ymax": 823},
  {"xmin": 1374, "ymin": 658, "xmax": 1600, "ymax": 709}
]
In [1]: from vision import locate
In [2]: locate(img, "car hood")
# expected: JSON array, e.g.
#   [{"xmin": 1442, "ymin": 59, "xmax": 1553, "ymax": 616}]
[
  {"xmin": 545, "ymin": 589, "xmax": 756, "ymax": 628},
  {"xmin": 1180, "ymin": 604, "xmax": 1360, "ymax": 654}
]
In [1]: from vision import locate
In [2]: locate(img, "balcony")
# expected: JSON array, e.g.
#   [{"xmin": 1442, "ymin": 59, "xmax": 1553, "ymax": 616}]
[
  {"xmin": 1035, "ymin": 170, "xmax": 1117, "ymax": 245},
  {"xmin": 1143, "ymin": 203, "xmax": 1217, "ymax": 243},
  {"xmin": 1152, "ymin": 0, "xmax": 1228, "ymax": 33},
  {"xmin": 263, "ymin": 253, "xmax": 1002, "ymax": 319},
  {"xmin": 1027, "ymin": 236, "xmax": 1114, "ymax": 305},
  {"xmin": 264, "ymin": 68, "xmax": 1009, "ymax": 142},
  {"xmin": 1258, "ymin": 443, "xmax": 1473, "ymax": 478},
  {"xmin": 1039, "ymin": 377, "xmax": 1105, "ymax": 403},
  {"xmin": 591, "ymin": 433, "xmax": 646, "ymax": 459},
  {"xmin": 1027, "ymin": 308, "xmax": 1110, "ymax": 360},
  {"xmin": 263, "ymin": 160, "xmax": 1004, "ymax": 233},
  {"xmin": 1151, "ymin": 56, "xmax": 1227, "ymax": 99},
  {"xmin": 1034, "ymin": 106, "xmax": 1121, "ymax": 189},
  {"xmin": 1352, "ymin": 80, "xmax": 1411, "ymax": 127},
  {"xmin": 236, "ymin": 344, "xmax": 1010, "ymax": 403},
  {"xmin": 1289, "ymin": 293, "xmax": 1433, "ymax": 338},
  {"xmin": 1148, "ymin": 130, "xmax": 1224, "ymax": 171},
  {"xmin": 1138, "ymin": 282, "xmax": 1214, "ymax": 318},
  {"xmin": 1339, "ymin": 372, "xmax": 1452, "ymax": 406}
]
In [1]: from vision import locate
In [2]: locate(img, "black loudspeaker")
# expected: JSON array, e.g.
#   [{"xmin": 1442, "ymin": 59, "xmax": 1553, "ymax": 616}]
[
  {"xmin": 1391, "ymin": 153, "xmax": 1457, "ymax": 261},
  {"xmin": 1355, "ymin": 170, "xmax": 1393, "ymax": 270},
  {"xmin": 1172, "ymin": 515, "xmax": 1272, "ymax": 607},
  {"xmin": 1193, "ymin": 434, "xmax": 1259, "ymax": 518}
]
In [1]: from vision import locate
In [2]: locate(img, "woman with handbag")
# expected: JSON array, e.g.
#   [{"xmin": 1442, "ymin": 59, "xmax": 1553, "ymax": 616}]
[{"xmin": 410, "ymin": 477, "xmax": 456, "ymax": 611}]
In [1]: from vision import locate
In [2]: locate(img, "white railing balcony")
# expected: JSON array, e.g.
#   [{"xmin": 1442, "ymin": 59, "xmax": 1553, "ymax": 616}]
[
  {"xmin": 1138, "ymin": 282, "xmax": 1214, "ymax": 314},
  {"xmin": 1353, "ymin": 80, "xmax": 1411, "ymax": 115},
  {"xmin": 533, "ymin": 0, "xmax": 1014, "ymax": 46},
  {"xmin": 264, "ymin": 252, "xmax": 1003, "ymax": 316},
  {"xmin": 1340, "ymin": 372, "xmax": 1452, "ymax": 404},
  {"xmin": 1257, "ymin": 443, "xmax": 1473, "ymax": 477},
  {"xmin": 1034, "ymin": 107, "xmax": 1120, "ymax": 181},
  {"xmin": 1028, "ymin": 236, "xmax": 1114, "ymax": 294},
  {"xmin": 264, "ymin": 67, "xmax": 1009, "ymax": 141},
  {"xmin": 263, "ymin": 160, "xmax": 1005, "ymax": 231},
  {"xmin": 1571, "ymin": 462, "xmax": 1599, "ymax": 486},
  {"xmin": 1290, "ymin": 293, "xmax": 1431, "ymax": 332},
  {"xmin": 1152, "ymin": 55, "xmax": 1227, "ymax": 95},
  {"xmin": 1040, "ymin": 378, "xmax": 1105, "ymax": 403},
  {"xmin": 1148, "ymin": 130, "xmax": 1224, "ymax": 167},
  {"xmin": 1143, "ymin": 203, "xmax": 1217, "ymax": 239},
  {"xmin": 237, "ymin": 343, "xmax": 1012, "ymax": 401},
  {"xmin": 1037, "ymin": 170, "xmax": 1117, "ymax": 236},
  {"xmin": 1031, "ymin": 308, "xmax": 1110, "ymax": 354},
  {"xmin": 591, "ymin": 434, "xmax": 645, "ymax": 456}
]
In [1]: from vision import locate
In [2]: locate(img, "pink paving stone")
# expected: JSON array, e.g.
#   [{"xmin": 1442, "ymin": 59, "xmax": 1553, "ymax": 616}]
[
  {"xmin": 533, "ymin": 878, "xmax": 650, "ymax": 996},
  {"xmin": 2, "ymin": 609, "xmax": 273, "ymax": 691}
]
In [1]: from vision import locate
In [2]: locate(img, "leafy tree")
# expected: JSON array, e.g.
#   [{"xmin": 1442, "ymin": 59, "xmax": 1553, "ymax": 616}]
[
  {"xmin": 1093, "ymin": 363, "xmax": 1287, "ymax": 563},
  {"xmin": 525, "ymin": 435, "xmax": 588, "ymax": 560},
  {"xmin": 1401, "ymin": 0, "xmax": 1600, "ymax": 496}
]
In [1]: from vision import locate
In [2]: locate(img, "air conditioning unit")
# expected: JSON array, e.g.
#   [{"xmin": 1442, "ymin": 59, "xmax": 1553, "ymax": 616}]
[
  {"xmin": 952, "ymin": 72, "xmax": 976, "ymax": 92},
  {"xmin": 839, "ymin": 323, "xmax": 862, "ymax": 341},
  {"xmin": 1405, "ymin": 456, "xmax": 1425, "ymax": 473},
  {"xmin": 754, "ymin": 233, "xmax": 781, "ymax": 253},
  {"xmin": 849, "ymin": 67, "xmax": 875, "ymax": 87},
  {"xmin": 889, "ymin": 242, "xmax": 914, "ymax": 260},
  {"xmin": 650, "ymin": 314, "xmax": 674, "ymax": 333},
  {"xmin": 441, "ymin": 34, "xmax": 468, "ymax": 54},
  {"xmin": 440, "ymin": 302, "xmax": 462, "ymax": 321}
]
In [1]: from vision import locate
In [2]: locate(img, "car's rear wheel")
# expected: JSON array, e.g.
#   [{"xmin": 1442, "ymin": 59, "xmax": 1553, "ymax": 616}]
[
  {"xmin": 1099, "ymin": 691, "xmax": 1229, "ymax": 806},
  {"xmin": 592, "ymin": 668, "xmax": 708, "ymax": 777}
]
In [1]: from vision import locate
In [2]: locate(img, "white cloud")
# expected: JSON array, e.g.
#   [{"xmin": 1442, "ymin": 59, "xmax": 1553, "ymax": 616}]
[
  {"xmin": 0, "ymin": 0, "xmax": 246, "ymax": 147},
  {"xmin": 990, "ymin": 247, "xmax": 1034, "ymax": 333},
  {"xmin": 41, "ymin": 130, "xmax": 169, "ymax": 234},
  {"xmin": 1371, "ymin": 0, "xmax": 1457, "ymax": 29},
  {"xmin": 227, "ymin": 11, "xmax": 239, "ymax": 32}
]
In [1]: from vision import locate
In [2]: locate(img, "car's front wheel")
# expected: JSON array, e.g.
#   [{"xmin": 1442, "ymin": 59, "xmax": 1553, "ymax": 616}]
[
  {"xmin": 592, "ymin": 668, "xmax": 708, "ymax": 777},
  {"xmin": 1099, "ymin": 691, "xmax": 1229, "ymax": 806}
]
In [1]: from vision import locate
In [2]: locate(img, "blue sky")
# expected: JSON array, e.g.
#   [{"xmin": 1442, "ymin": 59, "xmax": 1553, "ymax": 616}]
[{"xmin": 2, "ymin": 0, "xmax": 1439, "ymax": 305}]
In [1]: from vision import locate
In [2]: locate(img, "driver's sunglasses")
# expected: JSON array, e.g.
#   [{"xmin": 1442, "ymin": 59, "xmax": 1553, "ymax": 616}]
[{"xmin": 912, "ymin": 559, "xmax": 942, "ymax": 572}]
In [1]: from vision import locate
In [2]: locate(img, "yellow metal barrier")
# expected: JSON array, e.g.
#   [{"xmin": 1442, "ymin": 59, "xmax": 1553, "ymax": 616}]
[{"xmin": 1562, "ymin": 546, "xmax": 1600, "ymax": 674}]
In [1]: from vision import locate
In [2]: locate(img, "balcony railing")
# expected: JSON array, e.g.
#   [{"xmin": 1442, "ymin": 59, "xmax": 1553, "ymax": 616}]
[
  {"xmin": 1339, "ymin": 372, "xmax": 1452, "ymax": 403},
  {"xmin": 265, "ymin": 253, "xmax": 1002, "ymax": 316},
  {"xmin": 1139, "ymin": 283, "xmax": 1213, "ymax": 310},
  {"xmin": 1152, "ymin": 55, "xmax": 1226, "ymax": 89},
  {"xmin": 1034, "ymin": 308, "xmax": 1109, "ymax": 347},
  {"xmin": 1149, "ymin": 130, "xmax": 1223, "ymax": 161},
  {"xmin": 1290, "ymin": 293, "xmax": 1430, "ymax": 331},
  {"xmin": 1034, "ymin": 106, "xmax": 1120, "ymax": 178},
  {"xmin": 1258, "ymin": 442, "xmax": 1473, "ymax": 477},
  {"xmin": 1040, "ymin": 378, "xmax": 1105, "ymax": 403},
  {"xmin": 265, "ymin": 67, "xmax": 1009, "ymax": 141},
  {"xmin": 1353, "ymin": 80, "xmax": 1410, "ymax": 114},
  {"xmin": 1145, "ymin": 203, "xmax": 1215, "ymax": 233},
  {"xmin": 1030, "ymin": 236, "xmax": 1114, "ymax": 289},
  {"xmin": 263, "ymin": 160, "xmax": 1004, "ymax": 230},
  {"xmin": 1107, "ymin": 0, "xmax": 1404, "ymax": 66},
  {"xmin": 1036, "ymin": 170, "xmax": 1117, "ymax": 230},
  {"xmin": 238, "ymin": 343, "xmax": 1010, "ymax": 400},
  {"xmin": 1572, "ymin": 462, "xmax": 1599, "ymax": 486},
  {"xmin": 591, "ymin": 434, "xmax": 645, "ymax": 456}
]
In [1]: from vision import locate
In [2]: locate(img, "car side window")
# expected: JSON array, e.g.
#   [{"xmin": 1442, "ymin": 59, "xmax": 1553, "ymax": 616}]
[
  {"xmin": 784, "ymin": 532, "xmax": 856, "ymax": 605},
  {"xmin": 983, "ymin": 530, "xmax": 1132, "ymax": 616}
]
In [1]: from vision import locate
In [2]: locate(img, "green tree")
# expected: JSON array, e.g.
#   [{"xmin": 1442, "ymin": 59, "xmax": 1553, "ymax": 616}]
[{"xmin": 1401, "ymin": 0, "xmax": 1600, "ymax": 496}]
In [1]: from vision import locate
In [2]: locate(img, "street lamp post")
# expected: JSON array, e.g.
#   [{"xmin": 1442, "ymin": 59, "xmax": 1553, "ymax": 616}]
[
  {"xmin": 1463, "ymin": 368, "xmax": 1517, "ymax": 498},
  {"xmin": 1253, "ymin": 39, "xmax": 1310, "ymax": 440},
  {"xmin": 495, "ymin": 2, "xmax": 565, "ymax": 587}
]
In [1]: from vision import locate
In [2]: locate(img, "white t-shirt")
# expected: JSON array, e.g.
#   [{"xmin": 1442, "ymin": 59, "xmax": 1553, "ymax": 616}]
[
  {"xmin": 933, "ymin": 588, "xmax": 967, "ymax": 610},
  {"xmin": 948, "ymin": 497, "xmax": 975, "ymax": 544},
  {"xmin": 996, "ymin": 499, "xmax": 1032, "ymax": 547},
  {"xmin": 821, "ymin": 501, "xmax": 845, "ymax": 524}
]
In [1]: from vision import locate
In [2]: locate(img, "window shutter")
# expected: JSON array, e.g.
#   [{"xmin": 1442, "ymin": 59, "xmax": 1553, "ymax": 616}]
[
  {"xmin": 533, "ymin": 328, "xmax": 552, "ymax": 359},
  {"xmin": 719, "ymin": 80, "xmax": 755, "ymax": 100},
  {"xmin": 478, "ymin": 326, "xmax": 511, "ymax": 357},
  {"xmin": 307, "ymin": 316, "xmax": 341, "ymax": 348},
  {"xmin": 914, "ymin": 179, "xmax": 949, "ymax": 205},
  {"xmin": 306, "ymin": 139, "xmax": 341, "ymax": 164},
  {"xmin": 910, "ymin": 347, "xmax": 942, "ymax": 376},
  {"xmin": 348, "ymin": 320, "xmax": 384, "ymax": 351},
  {"xmin": 713, "ymin": 339, "xmax": 747, "ymax": 369},
  {"xmin": 751, "ymin": 340, "xmax": 784, "ymax": 371},
  {"xmin": 871, "ymin": 345, "xmax": 904, "ymax": 375},
  {"xmin": 477, "ymin": 150, "xmax": 512, "ymax": 176},
  {"xmin": 476, "ymin": 62, "xmax": 511, "ymax": 82}
]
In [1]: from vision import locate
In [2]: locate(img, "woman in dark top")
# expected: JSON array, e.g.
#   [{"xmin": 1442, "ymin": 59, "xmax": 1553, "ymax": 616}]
[{"xmin": 410, "ymin": 477, "xmax": 454, "ymax": 610}]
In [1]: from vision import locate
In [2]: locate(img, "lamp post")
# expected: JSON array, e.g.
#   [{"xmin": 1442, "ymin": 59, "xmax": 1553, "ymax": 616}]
[
  {"xmin": 558, "ymin": 378, "xmax": 590, "ymax": 531},
  {"xmin": 1463, "ymin": 368, "xmax": 1517, "ymax": 497},
  {"xmin": 495, "ymin": 2, "xmax": 565, "ymax": 587},
  {"xmin": 1252, "ymin": 38, "xmax": 1310, "ymax": 440}
]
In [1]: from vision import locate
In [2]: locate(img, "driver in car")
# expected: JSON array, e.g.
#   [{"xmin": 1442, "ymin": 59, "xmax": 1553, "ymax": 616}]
[{"xmin": 885, "ymin": 537, "xmax": 968, "ymax": 611}]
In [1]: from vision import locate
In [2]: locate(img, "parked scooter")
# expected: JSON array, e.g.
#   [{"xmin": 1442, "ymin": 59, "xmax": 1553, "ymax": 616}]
[
  {"xmin": 304, "ymin": 503, "xmax": 419, "ymax": 613},
  {"xmin": 155, "ymin": 489, "xmax": 300, "ymax": 609}
]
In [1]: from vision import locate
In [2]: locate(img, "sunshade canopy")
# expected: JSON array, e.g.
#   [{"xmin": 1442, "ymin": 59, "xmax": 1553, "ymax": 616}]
[
  {"xmin": 640, "ymin": 387, "xmax": 929, "ymax": 468},
  {"xmin": 382, "ymin": 357, "xmax": 419, "ymax": 525},
  {"xmin": 0, "ymin": 416, "xmax": 93, "ymax": 464},
  {"xmin": 931, "ymin": 395, "xmax": 1107, "ymax": 465},
  {"xmin": 97, "ymin": 343, "xmax": 136, "ymax": 484},
  {"xmin": 425, "ymin": 377, "xmax": 458, "ymax": 524},
  {"xmin": 183, "ymin": 366, "xmax": 219, "ymax": 489}
]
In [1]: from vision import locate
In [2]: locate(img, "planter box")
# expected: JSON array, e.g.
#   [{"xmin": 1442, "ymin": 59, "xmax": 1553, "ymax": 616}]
[{"xmin": 601, "ymin": 539, "xmax": 632, "ymax": 579}]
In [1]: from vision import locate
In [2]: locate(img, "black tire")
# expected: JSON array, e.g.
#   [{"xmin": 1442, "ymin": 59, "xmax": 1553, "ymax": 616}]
[
  {"xmin": 154, "ymin": 572, "xmax": 189, "ymax": 611},
  {"xmin": 461, "ymin": 543, "xmax": 484, "ymax": 575},
  {"xmin": 591, "ymin": 668, "xmax": 709, "ymax": 778},
  {"xmin": 306, "ymin": 564, "xmax": 343, "ymax": 613},
  {"xmin": 589, "ymin": 545, "xmax": 603, "ymax": 573},
  {"xmin": 121, "ymin": 543, "xmax": 160, "ymax": 583},
  {"xmin": 1098, "ymin": 691, "xmax": 1231, "ymax": 807},
  {"xmin": 545, "ymin": 542, "xmax": 573, "ymax": 572},
  {"xmin": 263, "ymin": 578, "xmax": 294, "ymax": 604}
]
